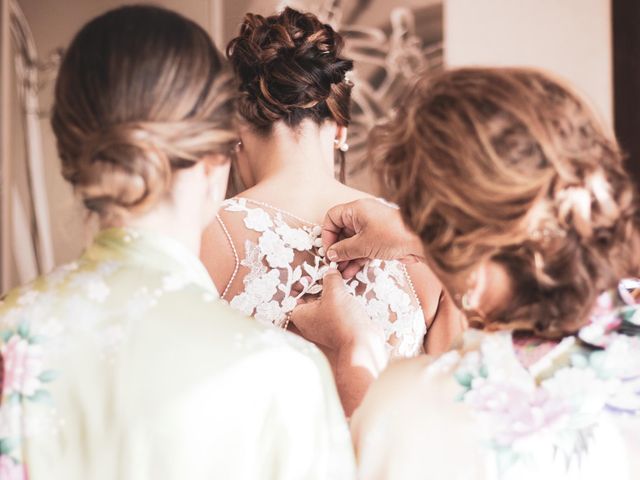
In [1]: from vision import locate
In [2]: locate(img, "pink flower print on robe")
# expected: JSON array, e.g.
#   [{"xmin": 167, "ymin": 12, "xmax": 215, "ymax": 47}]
[
  {"xmin": 1, "ymin": 334, "xmax": 43, "ymax": 397},
  {"xmin": 465, "ymin": 380, "xmax": 571, "ymax": 446},
  {"xmin": 0, "ymin": 454, "xmax": 27, "ymax": 480}
]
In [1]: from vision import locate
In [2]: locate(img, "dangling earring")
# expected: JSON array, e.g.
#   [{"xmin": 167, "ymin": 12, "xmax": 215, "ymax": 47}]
[
  {"xmin": 334, "ymin": 139, "xmax": 348, "ymax": 183},
  {"xmin": 227, "ymin": 140, "xmax": 245, "ymax": 197}
]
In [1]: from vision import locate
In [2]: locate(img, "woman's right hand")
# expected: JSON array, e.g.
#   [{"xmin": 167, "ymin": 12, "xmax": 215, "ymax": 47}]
[{"xmin": 322, "ymin": 199, "xmax": 425, "ymax": 279}]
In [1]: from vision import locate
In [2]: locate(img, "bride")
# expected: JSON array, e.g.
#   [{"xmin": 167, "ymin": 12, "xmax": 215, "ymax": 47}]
[{"xmin": 200, "ymin": 7, "xmax": 462, "ymax": 415}]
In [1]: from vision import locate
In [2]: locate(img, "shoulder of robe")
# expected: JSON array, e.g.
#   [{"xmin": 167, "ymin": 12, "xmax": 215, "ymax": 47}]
[
  {"xmin": 153, "ymin": 286, "xmax": 331, "ymax": 374},
  {"xmin": 352, "ymin": 352, "xmax": 488, "ymax": 480}
]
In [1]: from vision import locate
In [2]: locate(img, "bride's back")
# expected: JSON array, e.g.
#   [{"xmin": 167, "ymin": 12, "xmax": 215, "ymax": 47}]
[{"xmin": 200, "ymin": 8, "xmax": 445, "ymax": 358}]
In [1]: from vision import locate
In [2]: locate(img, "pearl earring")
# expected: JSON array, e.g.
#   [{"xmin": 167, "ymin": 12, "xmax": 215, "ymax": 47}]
[
  {"xmin": 334, "ymin": 139, "xmax": 349, "ymax": 152},
  {"xmin": 461, "ymin": 292, "xmax": 473, "ymax": 311}
]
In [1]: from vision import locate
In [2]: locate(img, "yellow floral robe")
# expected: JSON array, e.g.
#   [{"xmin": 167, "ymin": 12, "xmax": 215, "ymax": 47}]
[{"xmin": 0, "ymin": 228, "xmax": 355, "ymax": 480}]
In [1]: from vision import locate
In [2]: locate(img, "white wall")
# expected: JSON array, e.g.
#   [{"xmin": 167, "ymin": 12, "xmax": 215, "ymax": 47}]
[{"xmin": 445, "ymin": 0, "xmax": 612, "ymax": 126}]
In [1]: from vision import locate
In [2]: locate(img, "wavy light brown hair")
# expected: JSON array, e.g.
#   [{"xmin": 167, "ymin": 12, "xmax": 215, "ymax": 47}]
[
  {"xmin": 226, "ymin": 7, "xmax": 353, "ymax": 133},
  {"xmin": 374, "ymin": 67, "xmax": 640, "ymax": 338},
  {"xmin": 52, "ymin": 5, "xmax": 237, "ymax": 224}
]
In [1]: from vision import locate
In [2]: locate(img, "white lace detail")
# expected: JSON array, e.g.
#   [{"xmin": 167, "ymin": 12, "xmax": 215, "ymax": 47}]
[{"xmin": 219, "ymin": 197, "xmax": 427, "ymax": 358}]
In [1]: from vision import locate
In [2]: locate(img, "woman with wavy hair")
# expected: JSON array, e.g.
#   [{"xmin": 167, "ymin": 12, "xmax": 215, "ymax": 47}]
[
  {"xmin": 295, "ymin": 67, "xmax": 640, "ymax": 478},
  {"xmin": 0, "ymin": 6, "xmax": 354, "ymax": 479},
  {"xmin": 200, "ymin": 7, "xmax": 461, "ymax": 416}
]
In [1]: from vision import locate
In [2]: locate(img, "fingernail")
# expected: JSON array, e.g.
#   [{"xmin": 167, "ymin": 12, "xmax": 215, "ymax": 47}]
[{"xmin": 327, "ymin": 249, "xmax": 337, "ymax": 261}]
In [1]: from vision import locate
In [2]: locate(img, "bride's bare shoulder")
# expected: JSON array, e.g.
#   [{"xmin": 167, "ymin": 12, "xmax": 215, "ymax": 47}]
[
  {"xmin": 231, "ymin": 181, "xmax": 377, "ymax": 224},
  {"xmin": 326, "ymin": 183, "xmax": 377, "ymax": 204}
]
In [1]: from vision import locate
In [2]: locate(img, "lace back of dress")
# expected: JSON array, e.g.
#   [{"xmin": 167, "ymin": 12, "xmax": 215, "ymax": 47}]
[{"xmin": 217, "ymin": 197, "xmax": 427, "ymax": 358}]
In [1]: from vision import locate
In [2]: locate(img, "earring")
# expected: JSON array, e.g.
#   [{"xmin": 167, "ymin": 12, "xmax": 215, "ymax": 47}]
[
  {"xmin": 334, "ymin": 139, "xmax": 349, "ymax": 153},
  {"xmin": 461, "ymin": 292, "xmax": 473, "ymax": 311}
]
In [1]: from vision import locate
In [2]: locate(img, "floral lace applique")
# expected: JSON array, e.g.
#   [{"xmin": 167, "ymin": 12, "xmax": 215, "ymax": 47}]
[{"xmin": 219, "ymin": 198, "xmax": 426, "ymax": 358}]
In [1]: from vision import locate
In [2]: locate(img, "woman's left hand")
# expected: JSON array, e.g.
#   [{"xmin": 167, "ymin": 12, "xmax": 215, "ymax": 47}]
[{"xmin": 291, "ymin": 269, "xmax": 383, "ymax": 352}]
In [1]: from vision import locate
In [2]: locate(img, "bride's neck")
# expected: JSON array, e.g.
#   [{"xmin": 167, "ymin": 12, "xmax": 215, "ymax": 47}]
[{"xmin": 242, "ymin": 120, "xmax": 336, "ymax": 184}]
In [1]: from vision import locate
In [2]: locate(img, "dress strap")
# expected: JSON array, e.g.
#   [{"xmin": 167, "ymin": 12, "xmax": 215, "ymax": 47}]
[{"xmin": 215, "ymin": 213, "xmax": 240, "ymax": 299}]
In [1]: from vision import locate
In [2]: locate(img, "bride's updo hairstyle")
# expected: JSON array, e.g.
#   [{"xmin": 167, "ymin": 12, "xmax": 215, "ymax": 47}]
[
  {"xmin": 226, "ymin": 7, "xmax": 353, "ymax": 133},
  {"xmin": 374, "ymin": 67, "xmax": 640, "ymax": 338},
  {"xmin": 52, "ymin": 5, "xmax": 237, "ymax": 223}
]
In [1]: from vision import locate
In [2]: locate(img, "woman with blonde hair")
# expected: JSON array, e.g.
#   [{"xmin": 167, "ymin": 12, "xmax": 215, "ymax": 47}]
[
  {"xmin": 0, "ymin": 6, "xmax": 354, "ymax": 479},
  {"xmin": 295, "ymin": 67, "xmax": 640, "ymax": 478}
]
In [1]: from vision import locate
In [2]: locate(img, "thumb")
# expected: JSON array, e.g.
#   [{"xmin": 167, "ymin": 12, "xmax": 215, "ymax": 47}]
[
  {"xmin": 321, "ymin": 268, "xmax": 349, "ymax": 297},
  {"xmin": 326, "ymin": 234, "xmax": 369, "ymax": 263},
  {"xmin": 289, "ymin": 298, "xmax": 318, "ymax": 329}
]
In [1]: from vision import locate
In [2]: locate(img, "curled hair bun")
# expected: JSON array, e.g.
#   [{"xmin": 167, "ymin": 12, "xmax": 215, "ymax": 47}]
[
  {"xmin": 52, "ymin": 6, "xmax": 238, "ymax": 223},
  {"xmin": 227, "ymin": 7, "xmax": 354, "ymax": 129},
  {"xmin": 65, "ymin": 117, "xmax": 237, "ymax": 220}
]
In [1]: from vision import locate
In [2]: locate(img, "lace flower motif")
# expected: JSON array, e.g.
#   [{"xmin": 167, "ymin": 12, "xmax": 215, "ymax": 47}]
[
  {"xmin": 221, "ymin": 198, "xmax": 426, "ymax": 355},
  {"xmin": 244, "ymin": 208, "xmax": 273, "ymax": 232},
  {"xmin": 258, "ymin": 230, "xmax": 294, "ymax": 269},
  {"xmin": 275, "ymin": 222, "xmax": 314, "ymax": 251}
]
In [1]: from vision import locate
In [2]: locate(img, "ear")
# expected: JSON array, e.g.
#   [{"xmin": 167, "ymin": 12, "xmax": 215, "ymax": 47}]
[
  {"xmin": 335, "ymin": 125, "xmax": 348, "ymax": 149},
  {"xmin": 202, "ymin": 154, "xmax": 231, "ymax": 175},
  {"xmin": 472, "ymin": 260, "xmax": 513, "ymax": 318}
]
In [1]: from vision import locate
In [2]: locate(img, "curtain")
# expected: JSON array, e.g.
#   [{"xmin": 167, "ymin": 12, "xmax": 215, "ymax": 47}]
[{"xmin": 0, "ymin": 0, "xmax": 55, "ymax": 294}]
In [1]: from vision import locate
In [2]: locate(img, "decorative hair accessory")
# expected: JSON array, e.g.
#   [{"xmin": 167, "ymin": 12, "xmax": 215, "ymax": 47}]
[{"xmin": 529, "ymin": 223, "xmax": 566, "ymax": 242}]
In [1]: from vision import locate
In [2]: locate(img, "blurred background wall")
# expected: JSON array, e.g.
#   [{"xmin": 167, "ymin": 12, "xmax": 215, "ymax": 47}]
[
  {"xmin": 446, "ymin": 0, "xmax": 612, "ymax": 126},
  {"xmin": 0, "ymin": 0, "xmax": 618, "ymax": 293}
]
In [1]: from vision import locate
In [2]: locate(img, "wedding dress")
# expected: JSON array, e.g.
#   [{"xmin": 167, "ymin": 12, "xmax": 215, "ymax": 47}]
[{"xmin": 216, "ymin": 197, "xmax": 427, "ymax": 359}]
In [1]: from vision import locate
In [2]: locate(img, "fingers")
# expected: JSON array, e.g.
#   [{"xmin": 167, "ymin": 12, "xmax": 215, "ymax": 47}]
[
  {"xmin": 289, "ymin": 300, "xmax": 317, "ymax": 330},
  {"xmin": 321, "ymin": 268, "xmax": 348, "ymax": 295},
  {"xmin": 341, "ymin": 258, "xmax": 369, "ymax": 280},
  {"xmin": 399, "ymin": 253, "xmax": 426, "ymax": 265},
  {"xmin": 326, "ymin": 234, "xmax": 372, "ymax": 263},
  {"xmin": 291, "ymin": 275, "xmax": 313, "ymax": 297},
  {"xmin": 322, "ymin": 203, "xmax": 357, "ymax": 253}
]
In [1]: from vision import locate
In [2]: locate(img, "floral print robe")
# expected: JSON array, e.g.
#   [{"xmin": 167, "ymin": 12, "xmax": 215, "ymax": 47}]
[
  {"xmin": 352, "ymin": 281, "xmax": 640, "ymax": 479},
  {"xmin": 0, "ymin": 228, "xmax": 355, "ymax": 480}
]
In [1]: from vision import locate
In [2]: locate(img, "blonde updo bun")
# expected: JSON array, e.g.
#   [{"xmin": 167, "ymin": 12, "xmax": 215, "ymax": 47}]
[{"xmin": 52, "ymin": 5, "xmax": 237, "ymax": 223}]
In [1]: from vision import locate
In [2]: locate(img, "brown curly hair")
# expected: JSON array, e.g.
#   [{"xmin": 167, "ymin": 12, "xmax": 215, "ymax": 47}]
[
  {"xmin": 226, "ymin": 7, "xmax": 353, "ymax": 133},
  {"xmin": 374, "ymin": 67, "xmax": 640, "ymax": 338},
  {"xmin": 52, "ymin": 5, "xmax": 237, "ymax": 224}
]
